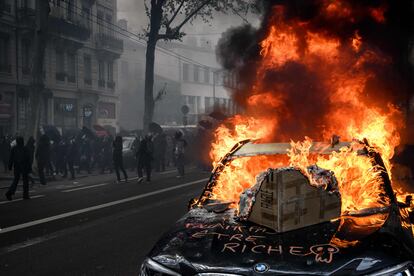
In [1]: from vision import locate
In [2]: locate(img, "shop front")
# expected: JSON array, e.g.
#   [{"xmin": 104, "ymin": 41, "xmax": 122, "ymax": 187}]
[
  {"xmin": 97, "ymin": 101, "xmax": 117, "ymax": 135},
  {"xmin": 54, "ymin": 97, "xmax": 78, "ymax": 133}
]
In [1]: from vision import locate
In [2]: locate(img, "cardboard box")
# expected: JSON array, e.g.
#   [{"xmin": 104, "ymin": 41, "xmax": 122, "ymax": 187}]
[{"xmin": 247, "ymin": 168, "xmax": 341, "ymax": 232}]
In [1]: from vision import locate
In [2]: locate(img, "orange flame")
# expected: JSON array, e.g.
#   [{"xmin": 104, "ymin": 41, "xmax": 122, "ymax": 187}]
[{"xmin": 208, "ymin": 2, "xmax": 413, "ymax": 244}]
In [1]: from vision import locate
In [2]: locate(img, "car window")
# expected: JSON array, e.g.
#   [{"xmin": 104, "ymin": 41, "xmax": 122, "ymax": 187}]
[{"xmin": 123, "ymin": 139, "xmax": 134, "ymax": 149}]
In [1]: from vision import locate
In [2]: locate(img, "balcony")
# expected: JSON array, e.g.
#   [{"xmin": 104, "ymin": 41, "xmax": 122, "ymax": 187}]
[
  {"xmin": 95, "ymin": 33, "xmax": 123, "ymax": 58},
  {"xmin": 48, "ymin": 6, "xmax": 90, "ymax": 41}
]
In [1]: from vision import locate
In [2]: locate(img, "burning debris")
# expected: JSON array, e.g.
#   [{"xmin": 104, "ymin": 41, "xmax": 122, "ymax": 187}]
[
  {"xmin": 306, "ymin": 165, "xmax": 339, "ymax": 193},
  {"xmin": 237, "ymin": 167, "xmax": 341, "ymax": 232}
]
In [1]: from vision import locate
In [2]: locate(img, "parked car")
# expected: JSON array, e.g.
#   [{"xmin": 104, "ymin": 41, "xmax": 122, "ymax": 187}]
[
  {"xmin": 140, "ymin": 141, "xmax": 414, "ymax": 275},
  {"xmin": 123, "ymin": 136, "xmax": 137, "ymax": 170}
]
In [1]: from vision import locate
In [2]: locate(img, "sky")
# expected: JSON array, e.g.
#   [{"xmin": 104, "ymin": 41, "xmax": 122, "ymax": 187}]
[{"xmin": 117, "ymin": 0, "xmax": 261, "ymax": 48}]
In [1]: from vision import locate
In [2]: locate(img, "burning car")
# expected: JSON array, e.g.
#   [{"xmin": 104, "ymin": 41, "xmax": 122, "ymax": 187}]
[{"xmin": 140, "ymin": 140, "xmax": 414, "ymax": 276}]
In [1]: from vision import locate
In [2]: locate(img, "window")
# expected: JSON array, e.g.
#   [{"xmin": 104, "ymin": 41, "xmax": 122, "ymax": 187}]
[
  {"xmin": 21, "ymin": 39, "xmax": 31, "ymax": 75},
  {"xmin": 188, "ymin": 96, "xmax": 196, "ymax": 113},
  {"xmin": 98, "ymin": 60, "xmax": 105, "ymax": 87},
  {"xmin": 54, "ymin": 98, "xmax": 77, "ymax": 129},
  {"xmin": 107, "ymin": 61, "xmax": 113, "ymax": 82},
  {"xmin": 66, "ymin": 0, "xmax": 73, "ymax": 21},
  {"xmin": 67, "ymin": 53, "xmax": 76, "ymax": 82},
  {"xmin": 204, "ymin": 67, "xmax": 210, "ymax": 84},
  {"xmin": 56, "ymin": 50, "xmax": 65, "ymax": 81},
  {"xmin": 182, "ymin": 63, "xmax": 189, "ymax": 82},
  {"xmin": 97, "ymin": 10, "xmax": 104, "ymax": 34},
  {"xmin": 98, "ymin": 102, "xmax": 115, "ymax": 119},
  {"xmin": 81, "ymin": 7, "xmax": 91, "ymax": 30},
  {"xmin": 205, "ymin": 97, "xmax": 213, "ymax": 114},
  {"xmin": 105, "ymin": 14, "xmax": 113, "ymax": 36},
  {"xmin": 84, "ymin": 55, "xmax": 91, "ymax": 85},
  {"xmin": 193, "ymin": 65, "xmax": 199, "ymax": 82},
  {"xmin": 0, "ymin": 37, "xmax": 9, "ymax": 73},
  {"xmin": 107, "ymin": 61, "xmax": 115, "ymax": 89}
]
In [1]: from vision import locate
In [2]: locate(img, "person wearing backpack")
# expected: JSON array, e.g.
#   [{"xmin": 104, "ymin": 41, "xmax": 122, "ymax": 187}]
[
  {"xmin": 136, "ymin": 134, "xmax": 153, "ymax": 182},
  {"xmin": 5, "ymin": 136, "xmax": 31, "ymax": 200}
]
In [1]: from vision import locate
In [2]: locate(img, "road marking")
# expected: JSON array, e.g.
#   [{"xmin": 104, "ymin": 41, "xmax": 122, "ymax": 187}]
[
  {"xmin": 0, "ymin": 178, "xmax": 208, "ymax": 234},
  {"xmin": 159, "ymin": 169, "xmax": 176, "ymax": 175},
  {"xmin": 0, "ymin": 195, "xmax": 45, "ymax": 205},
  {"xmin": 0, "ymin": 190, "xmax": 197, "ymax": 255},
  {"xmin": 62, "ymin": 183, "xmax": 110, "ymax": 193}
]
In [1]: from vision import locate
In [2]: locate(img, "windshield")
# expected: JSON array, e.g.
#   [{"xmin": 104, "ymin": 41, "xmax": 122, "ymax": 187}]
[
  {"xmin": 123, "ymin": 138, "xmax": 135, "ymax": 149},
  {"xmin": 197, "ymin": 141, "xmax": 392, "ymax": 216}
]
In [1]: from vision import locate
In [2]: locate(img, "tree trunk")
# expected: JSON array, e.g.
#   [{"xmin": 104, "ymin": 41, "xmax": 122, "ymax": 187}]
[
  {"xmin": 143, "ymin": 3, "xmax": 163, "ymax": 133},
  {"xmin": 143, "ymin": 36, "xmax": 157, "ymax": 133},
  {"xmin": 28, "ymin": 0, "xmax": 49, "ymax": 140}
]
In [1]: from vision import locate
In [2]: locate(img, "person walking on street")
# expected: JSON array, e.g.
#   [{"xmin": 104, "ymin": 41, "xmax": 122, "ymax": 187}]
[
  {"xmin": 5, "ymin": 137, "xmax": 31, "ymax": 200},
  {"xmin": 56, "ymin": 138, "xmax": 68, "ymax": 176},
  {"xmin": 26, "ymin": 137, "xmax": 36, "ymax": 185},
  {"xmin": 113, "ymin": 136, "xmax": 128, "ymax": 183},
  {"xmin": 65, "ymin": 137, "xmax": 77, "ymax": 180},
  {"xmin": 36, "ymin": 134, "xmax": 50, "ymax": 185},
  {"xmin": 174, "ymin": 131, "xmax": 187, "ymax": 178},
  {"xmin": 100, "ymin": 136, "xmax": 113, "ymax": 174},
  {"xmin": 136, "ymin": 135, "xmax": 153, "ymax": 182},
  {"xmin": 153, "ymin": 133, "xmax": 167, "ymax": 172}
]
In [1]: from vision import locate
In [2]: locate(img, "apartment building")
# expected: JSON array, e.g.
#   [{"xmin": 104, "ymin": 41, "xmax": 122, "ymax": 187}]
[
  {"xmin": 0, "ymin": 0, "xmax": 123, "ymax": 136},
  {"xmin": 117, "ymin": 19, "xmax": 237, "ymax": 131}
]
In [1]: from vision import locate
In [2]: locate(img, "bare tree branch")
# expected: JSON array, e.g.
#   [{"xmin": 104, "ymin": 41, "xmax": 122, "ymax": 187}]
[
  {"xmin": 173, "ymin": 0, "xmax": 212, "ymax": 35},
  {"xmin": 165, "ymin": 0, "xmax": 185, "ymax": 28}
]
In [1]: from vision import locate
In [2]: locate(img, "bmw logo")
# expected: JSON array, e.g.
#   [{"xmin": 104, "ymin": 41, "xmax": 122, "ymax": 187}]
[{"xmin": 254, "ymin": 263, "xmax": 269, "ymax": 273}]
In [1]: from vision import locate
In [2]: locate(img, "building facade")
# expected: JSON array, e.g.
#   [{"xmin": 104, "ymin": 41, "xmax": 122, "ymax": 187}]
[
  {"xmin": 0, "ymin": 0, "xmax": 123, "ymax": 136},
  {"xmin": 117, "ymin": 19, "xmax": 237, "ymax": 131}
]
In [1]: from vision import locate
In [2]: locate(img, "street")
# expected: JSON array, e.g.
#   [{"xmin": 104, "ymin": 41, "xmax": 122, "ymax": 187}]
[{"xmin": 0, "ymin": 168, "xmax": 210, "ymax": 275}]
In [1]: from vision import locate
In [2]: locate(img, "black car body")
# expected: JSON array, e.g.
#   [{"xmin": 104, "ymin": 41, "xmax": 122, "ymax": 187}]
[{"xmin": 140, "ymin": 141, "xmax": 414, "ymax": 275}]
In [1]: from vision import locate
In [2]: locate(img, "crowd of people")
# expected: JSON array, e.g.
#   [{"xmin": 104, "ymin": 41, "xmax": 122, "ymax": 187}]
[{"xmin": 1, "ymin": 129, "xmax": 189, "ymax": 201}]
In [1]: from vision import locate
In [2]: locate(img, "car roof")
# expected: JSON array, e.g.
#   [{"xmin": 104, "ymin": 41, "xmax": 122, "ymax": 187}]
[{"xmin": 232, "ymin": 142, "xmax": 351, "ymax": 157}]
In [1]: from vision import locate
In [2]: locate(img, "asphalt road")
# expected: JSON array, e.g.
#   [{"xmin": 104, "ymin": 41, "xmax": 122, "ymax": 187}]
[{"xmin": 0, "ymin": 168, "xmax": 210, "ymax": 276}]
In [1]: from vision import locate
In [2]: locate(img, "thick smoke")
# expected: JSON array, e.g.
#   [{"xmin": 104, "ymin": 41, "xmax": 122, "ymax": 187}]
[{"xmin": 216, "ymin": 0, "xmax": 414, "ymax": 141}]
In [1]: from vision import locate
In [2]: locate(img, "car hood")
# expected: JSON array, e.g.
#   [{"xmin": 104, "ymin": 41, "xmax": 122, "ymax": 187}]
[{"xmin": 147, "ymin": 208, "xmax": 414, "ymax": 275}]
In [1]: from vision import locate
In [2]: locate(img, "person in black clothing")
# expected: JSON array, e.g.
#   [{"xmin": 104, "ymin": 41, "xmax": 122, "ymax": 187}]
[
  {"xmin": 100, "ymin": 136, "xmax": 113, "ymax": 174},
  {"xmin": 56, "ymin": 138, "xmax": 68, "ymax": 176},
  {"xmin": 0, "ymin": 136, "xmax": 11, "ymax": 172},
  {"xmin": 136, "ymin": 135, "xmax": 153, "ymax": 182},
  {"xmin": 26, "ymin": 137, "xmax": 36, "ymax": 185},
  {"xmin": 174, "ymin": 131, "xmax": 187, "ymax": 178},
  {"xmin": 153, "ymin": 133, "xmax": 167, "ymax": 172},
  {"xmin": 113, "ymin": 136, "xmax": 127, "ymax": 183},
  {"xmin": 5, "ymin": 136, "xmax": 31, "ymax": 200},
  {"xmin": 79, "ymin": 138, "xmax": 92, "ymax": 174},
  {"xmin": 65, "ymin": 138, "xmax": 77, "ymax": 180},
  {"xmin": 36, "ymin": 134, "xmax": 50, "ymax": 185}
]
